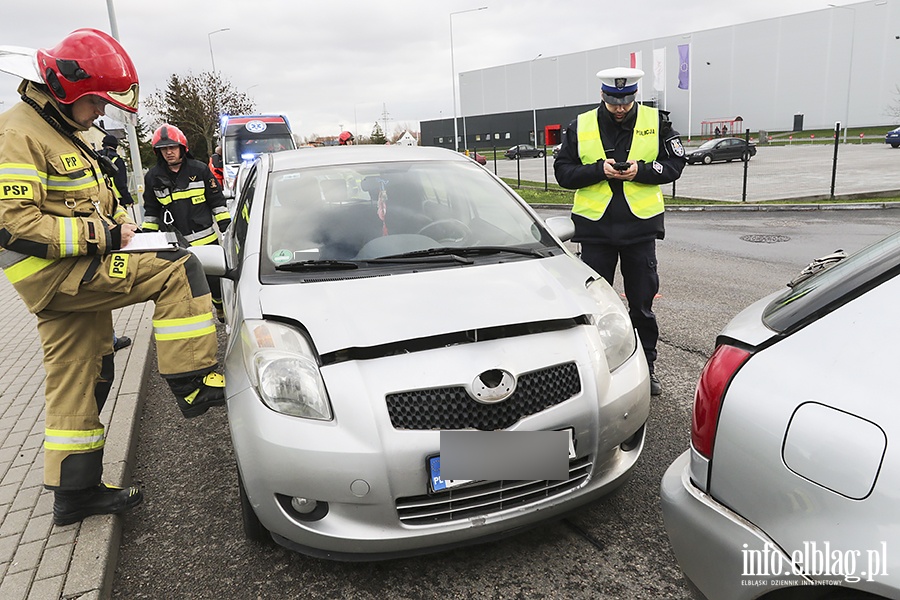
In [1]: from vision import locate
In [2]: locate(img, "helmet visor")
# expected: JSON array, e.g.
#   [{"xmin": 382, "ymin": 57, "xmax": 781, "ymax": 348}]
[{"xmin": 103, "ymin": 102, "xmax": 138, "ymax": 126}]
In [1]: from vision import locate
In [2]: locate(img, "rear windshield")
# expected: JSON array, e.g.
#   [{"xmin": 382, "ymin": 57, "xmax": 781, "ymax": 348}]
[{"xmin": 763, "ymin": 231, "xmax": 900, "ymax": 332}]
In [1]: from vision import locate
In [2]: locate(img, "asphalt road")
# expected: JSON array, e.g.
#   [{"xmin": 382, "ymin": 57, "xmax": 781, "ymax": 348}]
[{"xmin": 110, "ymin": 209, "xmax": 900, "ymax": 600}]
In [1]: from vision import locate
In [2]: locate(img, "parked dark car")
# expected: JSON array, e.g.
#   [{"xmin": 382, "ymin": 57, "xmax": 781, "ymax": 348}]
[
  {"xmin": 885, "ymin": 126, "xmax": 900, "ymax": 148},
  {"xmin": 686, "ymin": 137, "xmax": 756, "ymax": 165},
  {"xmin": 505, "ymin": 144, "xmax": 544, "ymax": 159}
]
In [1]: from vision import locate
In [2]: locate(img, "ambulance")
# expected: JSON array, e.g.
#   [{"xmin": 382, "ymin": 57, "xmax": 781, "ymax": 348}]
[{"xmin": 220, "ymin": 114, "xmax": 296, "ymax": 195}]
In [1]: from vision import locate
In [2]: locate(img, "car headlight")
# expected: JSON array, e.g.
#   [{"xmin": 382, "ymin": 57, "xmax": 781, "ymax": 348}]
[
  {"xmin": 586, "ymin": 278, "xmax": 637, "ymax": 371},
  {"xmin": 240, "ymin": 320, "xmax": 333, "ymax": 420}
]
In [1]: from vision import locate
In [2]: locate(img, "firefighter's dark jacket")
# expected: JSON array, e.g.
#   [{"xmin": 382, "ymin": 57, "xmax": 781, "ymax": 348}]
[
  {"xmin": 0, "ymin": 81, "xmax": 133, "ymax": 313},
  {"xmin": 554, "ymin": 104, "xmax": 686, "ymax": 246},
  {"xmin": 141, "ymin": 155, "xmax": 231, "ymax": 246}
]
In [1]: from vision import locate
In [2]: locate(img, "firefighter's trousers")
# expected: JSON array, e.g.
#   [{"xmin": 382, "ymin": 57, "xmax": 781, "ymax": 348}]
[{"xmin": 36, "ymin": 248, "xmax": 217, "ymax": 490}]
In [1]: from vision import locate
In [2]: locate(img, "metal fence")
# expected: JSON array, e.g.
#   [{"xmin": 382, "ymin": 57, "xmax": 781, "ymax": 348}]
[{"xmin": 476, "ymin": 127, "xmax": 900, "ymax": 203}]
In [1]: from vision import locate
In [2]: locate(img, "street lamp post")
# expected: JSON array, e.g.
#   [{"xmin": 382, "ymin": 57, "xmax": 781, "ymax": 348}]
[
  {"xmin": 208, "ymin": 28, "xmax": 230, "ymax": 73},
  {"xmin": 450, "ymin": 7, "xmax": 487, "ymax": 153},
  {"xmin": 530, "ymin": 53, "xmax": 542, "ymax": 147},
  {"xmin": 105, "ymin": 0, "xmax": 143, "ymax": 219},
  {"xmin": 828, "ymin": 4, "xmax": 855, "ymax": 143}
]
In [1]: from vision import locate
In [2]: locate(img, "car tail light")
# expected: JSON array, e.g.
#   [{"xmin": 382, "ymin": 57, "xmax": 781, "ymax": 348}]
[{"xmin": 691, "ymin": 344, "xmax": 752, "ymax": 460}]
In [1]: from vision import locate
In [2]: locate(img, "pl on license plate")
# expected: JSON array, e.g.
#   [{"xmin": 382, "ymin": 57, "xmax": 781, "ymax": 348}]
[{"xmin": 428, "ymin": 429, "xmax": 576, "ymax": 493}]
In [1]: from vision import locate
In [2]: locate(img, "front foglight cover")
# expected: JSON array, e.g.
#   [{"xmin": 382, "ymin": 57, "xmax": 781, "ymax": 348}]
[
  {"xmin": 241, "ymin": 320, "xmax": 333, "ymax": 420},
  {"xmin": 587, "ymin": 279, "xmax": 637, "ymax": 371}
]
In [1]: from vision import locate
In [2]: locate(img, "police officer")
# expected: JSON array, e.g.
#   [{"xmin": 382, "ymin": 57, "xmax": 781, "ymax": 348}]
[
  {"xmin": 141, "ymin": 125, "xmax": 231, "ymax": 322},
  {"xmin": 0, "ymin": 29, "xmax": 226, "ymax": 525},
  {"xmin": 554, "ymin": 67, "xmax": 686, "ymax": 396},
  {"xmin": 99, "ymin": 133, "xmax": 135, "ymax": 208}
]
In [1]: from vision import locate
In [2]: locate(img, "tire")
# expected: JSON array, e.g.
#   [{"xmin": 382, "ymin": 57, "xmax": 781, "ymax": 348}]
[
  {"xmin": 702, "ymin": 154, "xmax": 713, "ymax": 165},
  {"xmin": 238, "ymin": 470, "xmax": 271, "ymax": 544},
  {"xmin": 741, "ymin": 151, "xmax": 751, "ymax": 162},
  {"xmin": 537, "ymin": 151, "xmax": 544, "ymax": 158},
  {"xmin": 892, "ymin": 143, "xmax": 899, "ymax": 148}
]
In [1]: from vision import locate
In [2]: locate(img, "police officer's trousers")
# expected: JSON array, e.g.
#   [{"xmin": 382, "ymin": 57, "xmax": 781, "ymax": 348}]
[
  {"xmin": 580, "ymin": 240, "xmax": 660, "ymax": 371},
  {"xmin": 36, "ymin": 248, "xmax": 217, "ymax": 490}
]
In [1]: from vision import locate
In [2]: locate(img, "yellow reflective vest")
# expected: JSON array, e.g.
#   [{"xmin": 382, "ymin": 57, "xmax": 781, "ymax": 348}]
[
  {"xmin": 0, "ymin": 82, "xmax": 131, "ymax": 313},
  {"xmin": 572, "ymin": 105, "xmax": 665, "ymax": 220}
]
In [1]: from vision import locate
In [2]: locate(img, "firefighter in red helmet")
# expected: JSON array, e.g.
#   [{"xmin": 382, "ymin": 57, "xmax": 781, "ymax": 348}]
[
  {"xmin": 339, "ymin": 130, "xmax": 355, "ymax": 145},
  {"xmin": 0, "ymin": 29, "xmax": 225, "ymax": 525},
  {"xmin": 142, "ymin": 124, "xmax": 231, "ymax": 322}
]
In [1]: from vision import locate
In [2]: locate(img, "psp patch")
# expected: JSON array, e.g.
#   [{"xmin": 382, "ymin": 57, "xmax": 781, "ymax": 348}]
[
  {"xmin": 109, "ymin": 253, "xmax": 129, "ymax": 279},
  {"xmin": 0, "ymin": 182, "xmax": 34, "ymax": 200},
  {"xmin": 669, "ymin": 137, "xmax": 685, "ymax": 157},
  {"xmin": 652, "ymin": 161, "xmax": 664, "ymax": 174}
]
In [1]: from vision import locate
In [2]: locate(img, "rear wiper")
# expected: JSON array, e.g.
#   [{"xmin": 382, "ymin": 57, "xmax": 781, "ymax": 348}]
[
  {"xmin": 374, "ymin": 246, "xmax": 547, "ymax": 261},
  {"xmin": 275, "ymin": 259, "xmax": 359, "ymax": 271}
]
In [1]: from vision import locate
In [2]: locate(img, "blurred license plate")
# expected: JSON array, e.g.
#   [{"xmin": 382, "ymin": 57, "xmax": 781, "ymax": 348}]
[{"xmin": 428, "ymin": 429, "xmax": 576, "ymax": 493}]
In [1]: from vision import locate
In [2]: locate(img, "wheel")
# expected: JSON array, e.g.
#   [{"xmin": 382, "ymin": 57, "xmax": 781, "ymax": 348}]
[
  {"xmin": 741, "ymin": 151, "xmax": 751, "ymax": 162},
  {"xmin": 417, "ymin": 219, "xmax": 473, "ymax": 245},
  {"xmin": 702, "ymin": 154, "xmax": 713, "ymax": 165},
  {"xmin": 536, "ymin": 151, "xmax": 544, "ymax": 158},
  {"xmin": 238, "ymin": 470, "xmax": 271, "ymax": 543},
  {"xmin": 892, "ymin": 143, "xmax": 899, "ymax": 148}
]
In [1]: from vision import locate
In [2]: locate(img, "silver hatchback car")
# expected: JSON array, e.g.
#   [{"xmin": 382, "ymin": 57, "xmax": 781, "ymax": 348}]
[
  {"xmin": 661, "ymin": 236, "xmax": 900, "ymax": 598},
  {"xmin": 191, "ymin": 146, "xmax": 650, "ymax": 560}
]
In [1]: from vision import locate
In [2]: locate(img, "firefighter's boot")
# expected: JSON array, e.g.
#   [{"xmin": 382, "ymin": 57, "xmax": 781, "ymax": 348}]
[
  {"xmin": 172, "ymin": 372, "xmax": 226, "ymax": 418},
  {"xmin": 53, "ymin": 483, "xmax": 143, "ymax": 526},
  {"xmin": 212, "ymin": 298, "xmax": 226, "ymax": 323}
]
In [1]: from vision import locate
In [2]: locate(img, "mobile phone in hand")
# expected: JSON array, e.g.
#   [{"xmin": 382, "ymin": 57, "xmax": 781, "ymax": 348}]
[{"xmin": 612, "ymin": 161, "xmax": 630, "ymax": 171}]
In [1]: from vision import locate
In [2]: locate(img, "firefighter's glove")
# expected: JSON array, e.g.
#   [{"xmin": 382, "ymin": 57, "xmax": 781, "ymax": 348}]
[{"xmin": 218, "ymin": 218, "xmax": 231, "ymax": 233}]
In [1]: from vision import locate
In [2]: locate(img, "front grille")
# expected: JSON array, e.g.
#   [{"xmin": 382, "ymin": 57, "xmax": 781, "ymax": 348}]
[
  {"xmin": 386, "ymin": 362, "xmax": 581, "ymax": 430},
  {"xmin": 396, "ymin": 455, "xmax": 593, "ymax": 526}
]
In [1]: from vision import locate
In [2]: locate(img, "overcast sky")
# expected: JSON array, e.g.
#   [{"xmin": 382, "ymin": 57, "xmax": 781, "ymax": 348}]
[{"xmin": 1, "ymin": 0, "xmax": 843, "ymax": 140}]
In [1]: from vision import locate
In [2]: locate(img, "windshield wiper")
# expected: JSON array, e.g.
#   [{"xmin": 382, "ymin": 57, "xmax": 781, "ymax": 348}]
[
  {"xmin": 275, "ymin": 259, "xmax": 360, "ymax": 271},
  {"xmin": 374, "ymin": 246, "xmax": 547, "ymax": 261}
]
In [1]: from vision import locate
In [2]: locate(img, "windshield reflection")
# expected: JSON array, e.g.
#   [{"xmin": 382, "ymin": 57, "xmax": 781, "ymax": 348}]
[{"xmin": 262, "ymin": 160, "xmax": 553, "ymax": 267}]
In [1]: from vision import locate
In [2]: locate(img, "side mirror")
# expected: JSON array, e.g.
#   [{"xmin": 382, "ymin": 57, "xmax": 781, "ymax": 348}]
[
  {"xmin": 188, "ymin": 244, "xmax": 230, "ymax": 278},
  {"xmin": 544, "ymin": 215, "xmax": 575, "ymax": 242}
]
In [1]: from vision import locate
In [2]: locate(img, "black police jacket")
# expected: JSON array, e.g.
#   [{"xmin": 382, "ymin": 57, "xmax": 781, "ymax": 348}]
[{"xmin": 554, "ymin": 105, "xmax": 686, "ymax": 246}]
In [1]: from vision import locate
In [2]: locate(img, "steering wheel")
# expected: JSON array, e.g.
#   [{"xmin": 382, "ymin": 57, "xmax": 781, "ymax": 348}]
[{"xmin": 417, "ymin": 219, "xmax": 473, "ymax": 245}]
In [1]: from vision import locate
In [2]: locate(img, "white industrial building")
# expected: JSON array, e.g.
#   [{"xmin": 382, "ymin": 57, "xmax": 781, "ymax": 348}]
[{"xmin": 422, "ymin": 0, "xmax": 900, "ymax": 149}]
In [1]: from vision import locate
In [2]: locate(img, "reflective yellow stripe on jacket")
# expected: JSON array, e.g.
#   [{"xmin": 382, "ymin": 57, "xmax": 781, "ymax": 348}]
[
  {"xmin": 3, "ymin": 255, "xmax": 57, "ymax": 284},
  {"xmin": 573, "ymin": 105, "xmax": 664, "ymax": 220},
  {"xmin": 153, "ymin": 313, "xmax": 217, "ymax": 341},
  {"xmin": 44, "ymin": 427, "xmax": 105, "ymax": 452}
]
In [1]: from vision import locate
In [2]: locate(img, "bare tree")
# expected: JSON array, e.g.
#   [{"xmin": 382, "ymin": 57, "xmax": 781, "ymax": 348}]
[{"xmin": 143, "ymin": 71, "xmax": 255, "ymax": 162}]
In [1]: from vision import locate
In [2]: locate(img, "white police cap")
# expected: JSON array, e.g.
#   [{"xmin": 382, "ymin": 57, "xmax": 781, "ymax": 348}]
[{"xmin": 596, "ymin": 67, "xmax": 643, "ymax": 105}]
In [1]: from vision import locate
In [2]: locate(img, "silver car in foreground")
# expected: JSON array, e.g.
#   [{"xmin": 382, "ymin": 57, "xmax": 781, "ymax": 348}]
[
  {"xmin": 661, "ymin": 236, "xmax": 900, "ymax": 599},
  {"xmin": 191, "ymin": 146, "xmax": 650, "ymax": 560}
]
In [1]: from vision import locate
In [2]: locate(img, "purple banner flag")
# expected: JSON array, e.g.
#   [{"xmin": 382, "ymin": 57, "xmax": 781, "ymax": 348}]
[{"xmin": 678, "ymin": 44, "xmax": 690, "ymax": 90}]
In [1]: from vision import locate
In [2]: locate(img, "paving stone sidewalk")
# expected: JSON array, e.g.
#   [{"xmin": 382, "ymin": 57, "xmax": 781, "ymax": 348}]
[{"xmin": 0, "ymin": 273, "xmax": 152, "ymax": 600}]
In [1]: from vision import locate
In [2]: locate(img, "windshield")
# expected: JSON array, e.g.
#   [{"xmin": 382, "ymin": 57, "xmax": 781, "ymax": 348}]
[
  {"xmin": 223, "ymin": 135, "xmax": 294, "ymax": 165},
  {"xmin": 697, "ymin": 139, "xmax": 719, "ymax": 150},
  {"xmin": 260, "ymin": 160, "xmax": 559, "ymax": 276}
]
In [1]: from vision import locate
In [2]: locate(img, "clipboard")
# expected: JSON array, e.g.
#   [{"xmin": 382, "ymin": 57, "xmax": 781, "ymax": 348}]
[{"xmin": 119, "ymin": 231, "xmax": 180, "ymax": 253}]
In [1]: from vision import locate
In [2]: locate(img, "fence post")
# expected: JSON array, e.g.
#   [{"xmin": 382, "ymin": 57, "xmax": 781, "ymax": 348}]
[
  {"xmin": 741, "ymin": 129, "xmax": 750, "ymax": 202},
  {"xmin": 543, "ymin": 143, "xmax": 549, "ymax": 191},
  {"xmin": 830, "ymin": 122, "xmax": 840, "ymax": 200},
  {"xmin": 493, "ymin": 146, "xmax": 497, "ymax": 176}
]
